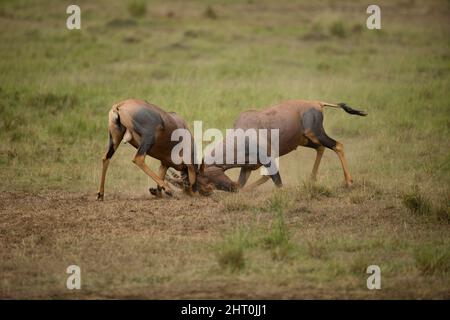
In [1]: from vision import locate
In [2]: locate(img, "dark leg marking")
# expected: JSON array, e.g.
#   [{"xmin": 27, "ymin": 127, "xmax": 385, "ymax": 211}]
[
  {"xmin": 238, "ymin": 168, "xmax": 252, "ymax": 188},
  {"xmin": 263, "ymin": 163, "xmax": 282, "ymax": 187},
  {"xmin": 302, "ymin": 108, "xmax": 352, "ymax": 186},
  {"xmin": 270, "ymin": 171, "xmax": 283, "ymax": 187},
  {"xmin": 105, "ymin": 133, "xmax": 116, "ymax": 159},
  {"xmin": 136, "ymin": 135, "xmax": 155, "ymax": 156},
  {"xmin": 97, "ymin": 132, "xmax": 122, "ymax": 200},
  {"xmin": 304, "ymin": 138, "xmax": 321, "ymax": 149},
  {"xmin": 302, "ymin": 109, "xmax": 337, "ymax": 150},
  {"xmin": 133, "ymin": 134, "xmax": 173, "ymax": 196}
]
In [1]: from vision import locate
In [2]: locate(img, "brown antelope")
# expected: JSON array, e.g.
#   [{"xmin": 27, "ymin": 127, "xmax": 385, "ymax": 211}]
[
  {"xmin": 96, "ymin": 99, "xmax": 213, "ymax": 200},
  {"xmin": 169, "ymin": 100, "xmax": 367, "ymax": 192}
]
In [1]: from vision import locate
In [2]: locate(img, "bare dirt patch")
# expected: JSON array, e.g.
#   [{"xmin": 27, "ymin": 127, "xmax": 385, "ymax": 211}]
[{"xmin": 1, "ymin": 188, "xmax": 448, "ymax": 299}]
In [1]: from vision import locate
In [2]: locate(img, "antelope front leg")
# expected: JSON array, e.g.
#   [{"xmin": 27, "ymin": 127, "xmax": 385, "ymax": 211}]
[
  {"xmin": 97, "ymin": 128, "xmax": 123, "ymax": 200},
  {"xmin": 237, "ymin": 168, "xmax": 252, "ymax": 188},
  {"xmin": 133, "ymin": 154, "xmax": 173, "ymax": 196},
  {"xmin": 149, "ymin": 165, "xmax": 170, "ymax": 197},
  {"xmin": 185, "ymin": 165, "xmax": 198, "ymax": 196}
]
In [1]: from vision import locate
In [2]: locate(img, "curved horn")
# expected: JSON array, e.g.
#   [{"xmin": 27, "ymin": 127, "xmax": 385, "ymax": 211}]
[{"xmin": 199, "ymin": 159, "xmax": 205, "ymax": 174}]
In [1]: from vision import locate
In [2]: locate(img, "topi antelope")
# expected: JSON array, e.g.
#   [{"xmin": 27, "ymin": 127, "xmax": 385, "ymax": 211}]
[
  {"xmin": 169, "ymin": 100, "xmax": 367, "ymax": 192},
  {"xmin": 96, "ymin": 99, "xmax": 213, "ymax": 200}
]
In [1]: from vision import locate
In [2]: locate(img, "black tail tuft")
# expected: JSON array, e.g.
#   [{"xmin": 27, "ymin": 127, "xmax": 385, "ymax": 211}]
[{"xmin": 338, "ymin": 103, "xmax": 367, "ymax": 116}]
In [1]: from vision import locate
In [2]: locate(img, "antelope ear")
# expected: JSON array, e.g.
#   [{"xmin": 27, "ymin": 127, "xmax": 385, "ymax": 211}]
[{"xmin": 199, "ymin": 159, "xmax": 205, "ymax": 174}]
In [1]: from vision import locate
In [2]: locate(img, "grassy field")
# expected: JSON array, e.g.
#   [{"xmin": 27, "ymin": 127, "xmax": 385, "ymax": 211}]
[{"xmin": 0, "ymin": 0, "xmax": 449, "ymax": 298}]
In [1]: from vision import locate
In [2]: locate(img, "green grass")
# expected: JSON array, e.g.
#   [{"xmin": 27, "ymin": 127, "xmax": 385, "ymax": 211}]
[
  {"xmin": 300, "ymin": 181, "xmax": 334, "ymax": 200},
  {"xmin": 435, "ymin": 204, "xmax": 450, "ymax": 224},
  {"xmin": 266, "ymin": 190, "xmax": 290, "ymax": 213},
  {"xmin": 329, "ymin": 21, "xmax": 347, "ymax": 39},
  {"xmin": 263, "ymin": 212, "xmax": 289, "ymax": 249},
  {"xmin": 306, "ymin": 241, "xmax": 328, "ymax": 260},
  {"xmin": 415, "ymin": 244, "xmax": 450, "ymax": 276},
  {"xmin": 264, "ymin": 193, "xmax": 292, "ymax": 260},
  {"xmin": 402, "ymin": 185, "xmax": 450, "ymax": 222},
  {"xmin": 127, "ymin": 1, "xmax": 147, "ymax": 18},
  {"xmin": 215, "ymin": 226, "xmax": 249, "ymax": 272},
  {"xmin": 402, "ymin": 185, "xmax": 432, "ymax": 216},
  {"xmin": 0, "ymin": 0, "xmax": 448, "ymax": 195}
]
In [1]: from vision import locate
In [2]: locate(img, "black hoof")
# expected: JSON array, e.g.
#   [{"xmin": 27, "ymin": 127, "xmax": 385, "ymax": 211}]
[
  {"xmin": 96, "ymin": 192, "xmax": 104, "ymax": 201},
  {"xmin": 149, "ymin": 187, "xmax": 162, "ymax": 197}
]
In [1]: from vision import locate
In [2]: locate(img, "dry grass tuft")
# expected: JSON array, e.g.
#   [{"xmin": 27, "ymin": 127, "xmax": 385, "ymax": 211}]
[
  {"xmin": 203, "ymin": 6, "xmax": 218, "ymax": 19},
  {"xmin": 402, "ymin": 185, "xmax": 432, "ymax": 216},
  {"xmin": 127, "ymin": 0, "xmax": 146, "ymax": 18},
  {"xmin": 300, "ymin": 181, "xmax": 334, "ymax": 200},
  {"xmin": 415, "ymin": 245, "xmax": 450, "ymax": 276},
  {"xmin": 215, "ymin": 227, "xmax": 250, "ymax": 272}
]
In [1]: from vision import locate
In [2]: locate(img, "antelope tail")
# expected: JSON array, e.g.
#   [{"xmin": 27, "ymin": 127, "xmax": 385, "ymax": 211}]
[
  {"xmin": 320, "ymin": 102, "xmax": 367, "ymax": 116},
  {"xmin": 110, "ymin": 102, "xmax": 125, "ymax": 129}
]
